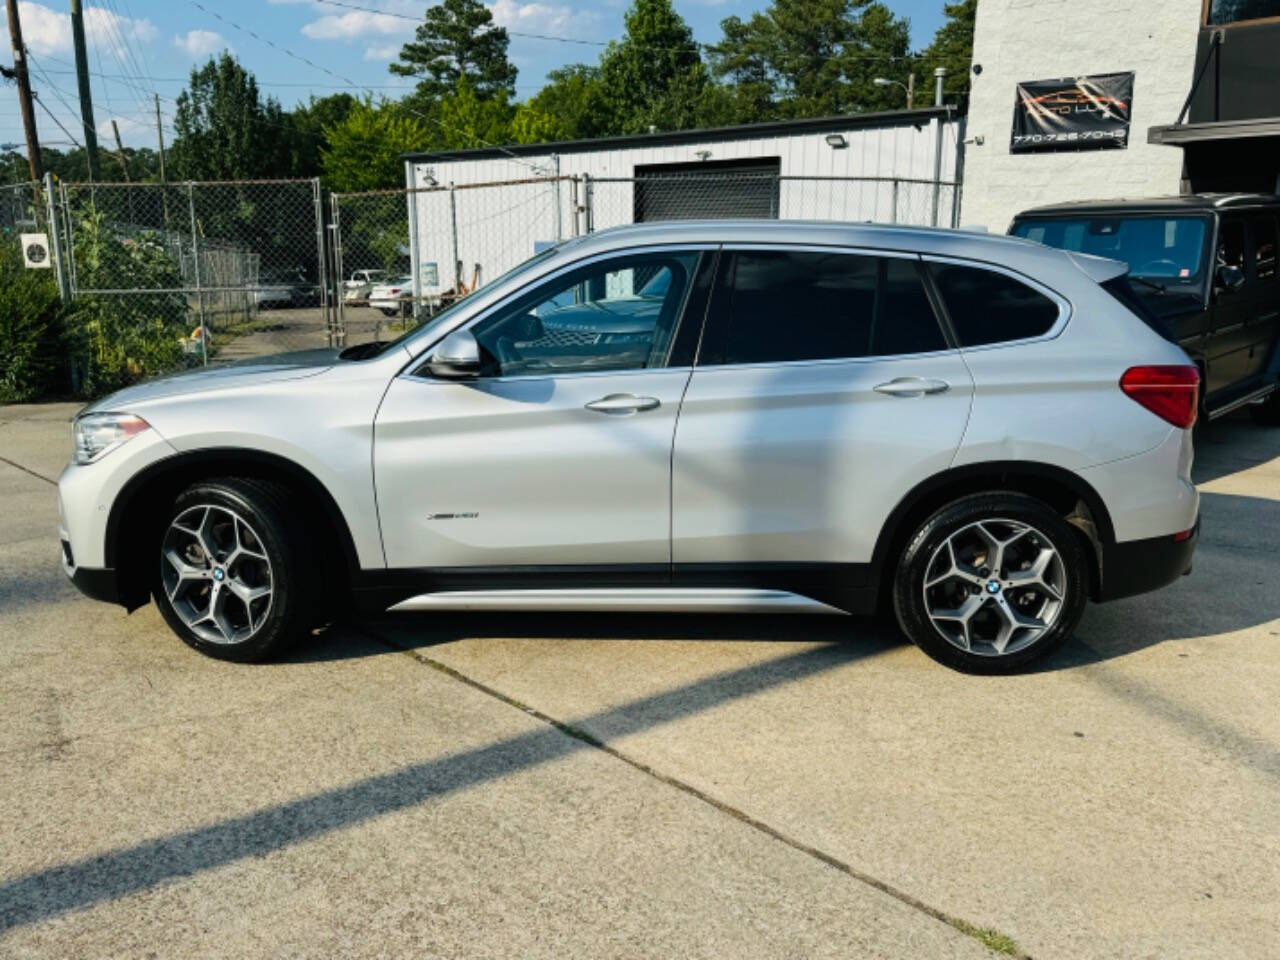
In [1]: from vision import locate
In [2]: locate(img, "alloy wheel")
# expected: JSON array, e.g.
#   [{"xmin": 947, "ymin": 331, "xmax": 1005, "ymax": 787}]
[
  {"xmin": 922, "ymin": 518, "xmax": 1067, "ymax": 657},
  {"xmin": 159, "ymin": 504, "xmax": 274, "ymax": 645}
]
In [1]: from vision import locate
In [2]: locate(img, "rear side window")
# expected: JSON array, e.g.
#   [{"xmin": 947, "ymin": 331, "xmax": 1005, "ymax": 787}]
[
  {"xmin": 928, "ymin": 263, "xmax": 1060, "ymax": 347},
  {"xmin": 698, "ymin": 251, "xmax": 947, "ymax": 365}
]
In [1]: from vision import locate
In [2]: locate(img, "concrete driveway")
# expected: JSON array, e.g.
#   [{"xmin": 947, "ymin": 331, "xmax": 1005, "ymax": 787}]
[{"xmin": 1, "ymin": 403, "xmax": 1277, "ymax": 959}]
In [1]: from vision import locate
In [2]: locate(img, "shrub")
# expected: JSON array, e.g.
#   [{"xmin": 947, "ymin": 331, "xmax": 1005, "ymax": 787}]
[{"xmin": 0, "ymin": 241, "xmax": 64, "ymax": 403}]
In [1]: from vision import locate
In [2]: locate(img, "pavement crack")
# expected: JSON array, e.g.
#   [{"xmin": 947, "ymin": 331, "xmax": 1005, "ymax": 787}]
[
  {"xmin": 352, "ymin": 622, "xmax": 1029, "ymax": 959},
  {"xmin": 0, "ymin": 455, "xmax": 57, "ymax": 486}
]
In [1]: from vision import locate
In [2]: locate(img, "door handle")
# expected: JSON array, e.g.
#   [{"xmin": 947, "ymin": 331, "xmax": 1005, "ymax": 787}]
[
  {"xmin": 585, "ymin": 393, "xmax": 661, "ymax": 415},
  {"xmin": 873, "ymin": 377, "xmax": 950, "ymax": 398}
]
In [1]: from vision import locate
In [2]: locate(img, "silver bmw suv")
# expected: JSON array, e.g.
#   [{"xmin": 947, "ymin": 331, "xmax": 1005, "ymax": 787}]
[{"xmin": 58, "ymin": 221, "xmax": 1201, "ymax": 673}]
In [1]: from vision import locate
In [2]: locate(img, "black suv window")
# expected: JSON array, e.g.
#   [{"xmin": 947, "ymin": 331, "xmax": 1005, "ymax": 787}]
[
  {"xmin": 698, "ymin": 250, "xmax": 946, "ymax": 365},
  {"xmin": 928, "ymin": 263, "xmax": 1060, "ymax": 347}
]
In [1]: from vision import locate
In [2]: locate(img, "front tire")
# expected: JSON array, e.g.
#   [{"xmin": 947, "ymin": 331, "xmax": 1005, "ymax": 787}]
[
  {"xmin": 892, "ymin": 492, "xmax": 1089, "ymax": 673},
  {"xmin": 153, "ymin": 478, "xmax": 314, "ymax": 662}
]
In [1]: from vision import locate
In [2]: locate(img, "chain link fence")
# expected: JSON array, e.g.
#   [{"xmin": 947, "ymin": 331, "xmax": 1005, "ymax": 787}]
[
  {"xmin": 332, "ymin": 176, "xmax": 575, "ymax": 348},
  {"xmin": 3, "ymin": 171, "xmax": 961, "ymax": 395}
]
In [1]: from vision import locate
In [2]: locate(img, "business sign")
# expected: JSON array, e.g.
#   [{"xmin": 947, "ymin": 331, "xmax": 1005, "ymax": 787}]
[{"xmin": 1011, "ymin": 73, "xmax": 1134, "ymax": 153}]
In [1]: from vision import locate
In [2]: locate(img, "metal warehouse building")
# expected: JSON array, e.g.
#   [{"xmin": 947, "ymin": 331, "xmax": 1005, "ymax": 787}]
[{"xmin": 398, "ymin": 107, "xmax": 962, "ymax": 300}]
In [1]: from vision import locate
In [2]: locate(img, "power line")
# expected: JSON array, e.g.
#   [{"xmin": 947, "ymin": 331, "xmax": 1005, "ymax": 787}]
[{"xmin": 31, "ymin": 91, "xmax": 84, "ymax": 149}]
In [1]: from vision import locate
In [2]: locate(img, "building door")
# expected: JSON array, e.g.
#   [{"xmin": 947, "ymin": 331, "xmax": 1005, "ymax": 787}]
[{"xmin": 634, "ymin": 158, "xmax": 781, "ymax": 223}]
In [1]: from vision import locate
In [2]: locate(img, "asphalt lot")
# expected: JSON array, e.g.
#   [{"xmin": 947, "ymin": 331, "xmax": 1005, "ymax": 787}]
[
  {"xmin": 211, "ymin": 306, "xmax": 410, "ymax": 362},
  {"xmin": 1, "ymin": 403, "xmax": 1277, "ymax": 959}
]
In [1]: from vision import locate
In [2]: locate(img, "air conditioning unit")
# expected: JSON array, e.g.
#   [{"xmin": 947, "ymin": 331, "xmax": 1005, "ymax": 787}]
[{"xmin": 21, "ymin": 232, "xmax": 51, "ymax": 269}]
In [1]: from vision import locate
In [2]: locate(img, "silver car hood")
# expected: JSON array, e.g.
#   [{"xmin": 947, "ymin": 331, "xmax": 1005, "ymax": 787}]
[{"xmin": 80, "ymin": 348, "xmax": 339, "ymax": 414}]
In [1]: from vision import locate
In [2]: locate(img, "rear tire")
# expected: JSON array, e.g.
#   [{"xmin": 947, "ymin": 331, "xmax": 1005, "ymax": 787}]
[
  {"xmin": 892, "ymin": 492, "xmax": 1089, "ymax": 674},
  {"xmin": 152, "ymin": 477, "xmax": 315, "ymax": 662}
]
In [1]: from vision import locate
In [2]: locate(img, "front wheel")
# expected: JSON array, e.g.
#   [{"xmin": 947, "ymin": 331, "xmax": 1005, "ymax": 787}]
[
  {"xmin": 153, "ymin": 478, "xmax": 314, "ymax": 662},
  {"xmin": 892, "ymin": 492, "xmax": 1089, "ymax": 673}
]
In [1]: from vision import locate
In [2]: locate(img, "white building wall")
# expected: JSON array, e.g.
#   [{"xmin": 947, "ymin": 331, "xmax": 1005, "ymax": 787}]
[
  {"xmin": 407, "ymin": 117, "xmax": 960, "ymax": 291},
  {"xmin": 960, "ymin": 0, "xmax": 1202, "ymax": 232}
]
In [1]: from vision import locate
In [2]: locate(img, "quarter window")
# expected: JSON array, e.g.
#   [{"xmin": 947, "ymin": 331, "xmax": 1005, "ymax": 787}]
[
  {"xmin": 469, "ymin": 252, "xmax": 700, "ymax": 377},
  {"xmin": 698, "ymin": 250, "xmax": 946, "ymax": 365},
  {"xmin": 928, "ymin": 263, "xmax": 1060, "ymax": 347}
]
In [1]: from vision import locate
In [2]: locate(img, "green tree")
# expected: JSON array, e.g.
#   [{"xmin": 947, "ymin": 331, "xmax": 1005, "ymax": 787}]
[
  {"xmin": 287, "ymin": 93, "xmax": 358, "ymax": 176},
  {"xmin": 321, "ymin": 99, "xmax": 430, "ymax": 192},
  {"xmin": 707, "ymin": 0, "xmax": 913, "ymax": 119},
  {"xmin": 434, "ymin": 76, "xmax": 516, "ymax": 149},
  {"xmin": 390, "ymin": 0, "xmax": 518, "ymax": 105},
  {"xmin": 170, "ymin": 54, "xmax": 294, "ymax": 180},
  {"xmin": 524, "ymin": 65, "xmax": 607, "ymax": 140},
  {"xmin": 597, "ymin": 0, "xmax": 707, "ymax": 134},
  {"xmin": 916, "ymin": 0, "xmax": 976, "ymax": 108}
]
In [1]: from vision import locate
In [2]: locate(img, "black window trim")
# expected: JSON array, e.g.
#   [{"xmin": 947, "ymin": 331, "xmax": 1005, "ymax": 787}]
[
  {"xmin": 405, "ymin": 243, "xmax": 718, "ymax": 384},
  {"xmin": 693, "ymin": 242, "xmax": 957, "ymax": 370},
  {"xmin": 921, "ymin": 254, "xmax": 1072, "ymax": 352}
]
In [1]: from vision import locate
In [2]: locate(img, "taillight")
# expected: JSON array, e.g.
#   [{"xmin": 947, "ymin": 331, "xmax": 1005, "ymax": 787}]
[{"xmin": 1120, "ymin": 365, "xmax": 1200, "ymax": 429}]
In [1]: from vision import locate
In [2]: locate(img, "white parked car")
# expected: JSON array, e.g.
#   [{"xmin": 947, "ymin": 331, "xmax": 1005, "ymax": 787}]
[
  {"xmin": 58, "ymin": 221, "xmax": 1200, "ymax": 672},
  {"xmin": 341, "ymin": 269, "xmax": 388, "ymax": 306},
  {"xmin": 367, "ymin": 275, "xmax": 414, "ymax": 316}
]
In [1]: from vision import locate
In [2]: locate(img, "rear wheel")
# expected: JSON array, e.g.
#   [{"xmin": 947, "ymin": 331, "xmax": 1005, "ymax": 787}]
[
  {"xmin": 892, "ymin": 492, "xmax": 1089, "ymax": 673},
  {"xmin": 153, "ymin": 478, "xmax": 314, "ymax": 662},
  {"xmin": 379, "ymin": 307, "xmax": 398, "ymax": 317}
]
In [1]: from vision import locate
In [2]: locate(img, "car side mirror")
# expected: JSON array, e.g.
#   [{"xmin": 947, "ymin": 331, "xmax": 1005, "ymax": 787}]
[
  {"xmin": 424, "ymin": 329, "xmax": 482, "ymax": 379},
  {"xmin": 1216, "ymin": 264, "xmax": 1246, "ymax": 294}
]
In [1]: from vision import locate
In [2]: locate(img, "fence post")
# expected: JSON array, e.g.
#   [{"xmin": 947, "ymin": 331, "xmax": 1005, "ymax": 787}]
[
  {"xmin": 552, "ymin": 154, "xmax": 562, "ymax": 242},
  {"xmin": 59, "ymin": 181, "xmax": 76, "ymax": 295},
  {"xmin": 42, "ymin": 173, "xmax": 69, "ymax": 301},
  {"xmin": 187, "ymin": 182, "xmax": 208, "ymax": 366},
  {"xmin": 312, "ymin": 178, "xmax": 330, "ymax": 348},
  {"xmin": 448, "ymin": 182, "xmax": 460, "ymax": 296},
  {"xmin": 570, "ymin": 176, "xmax": 581, "ymax": 237},
  {"xmin": 330, "ymin": 193, "xmax": 346, "ymax": 348},
  {"xmin": 891, "ymin": 180, "xmax": 900, "ymax": 224},
  {"xmin": 583, "ymin": 173, "xmax": 594, "ymax": 233}
]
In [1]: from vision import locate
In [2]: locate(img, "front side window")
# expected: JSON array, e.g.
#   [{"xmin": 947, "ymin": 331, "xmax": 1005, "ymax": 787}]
[
  {"xmin": 1207, "ymin": 0, "xmax": 1280, "ymax": 25},
  {"xmin": 929, "ymin": 263, "xmax": 1061, "ymax": 347},
  {"xmin": 470, "ymin": 252, "xmax": 700, "ymax": 377},
  {"xmin": 698, "ymin": 250, "xmax": 946, "ymax": 365}
]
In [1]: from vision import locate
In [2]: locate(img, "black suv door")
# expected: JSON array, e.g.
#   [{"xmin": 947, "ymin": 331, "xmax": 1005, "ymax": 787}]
[
  {"xmin": 1244, "ymin": 213, "xmax": 1280, "ymax": 382},
  {"xmin": 1206, "ymin": 216, "xmax": 1258, "ymax": 398}
]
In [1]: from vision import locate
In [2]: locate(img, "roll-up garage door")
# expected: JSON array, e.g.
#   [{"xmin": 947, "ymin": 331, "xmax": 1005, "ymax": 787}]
[{"xmin": 633, "ymin": 158, "xmax": 781, "ymax": 222}]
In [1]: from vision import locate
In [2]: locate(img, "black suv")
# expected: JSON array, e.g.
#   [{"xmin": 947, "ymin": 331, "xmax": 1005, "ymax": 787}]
[{"xmin": 1010, "ymin": 194, "xmax": 1280, "ymax": 424}]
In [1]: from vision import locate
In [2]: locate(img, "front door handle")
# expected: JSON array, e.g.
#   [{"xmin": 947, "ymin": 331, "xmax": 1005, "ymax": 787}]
[
  {"xmin": 874, "ymin": 377, "xmax": 950, "ymax": 398},
  {"xmin": 585, "ymin": 393, "xmax": 661, "ymax": 415}
]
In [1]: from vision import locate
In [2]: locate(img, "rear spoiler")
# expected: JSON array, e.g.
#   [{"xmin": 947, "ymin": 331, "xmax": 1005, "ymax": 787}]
[{"xmin": 1066, "ymin": 251, "xmax": 1129, "ymax": 285}]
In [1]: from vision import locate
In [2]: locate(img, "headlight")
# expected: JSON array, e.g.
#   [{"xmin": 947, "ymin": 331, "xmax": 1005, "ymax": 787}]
[{"xmin": 73, "ymin": 413, "xmax": 150, "ymax": 465}]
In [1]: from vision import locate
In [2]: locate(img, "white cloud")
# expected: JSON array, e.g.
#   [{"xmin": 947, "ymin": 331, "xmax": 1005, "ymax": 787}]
[
  {"xmin": 96, "ymin": 114, "xmax": 148, "ymax": 141},
  {"xmin": 488, "ymin": 0, "xmax": 577, "ymax": 36},
  {"xmin": 302, "ymin": 10, "xmax": 405, "ymax": 40},
  {"xmin": 173, "ymin": 29, "xmax": 226, "ymax": 58},
  {"xmin": 364, "ymin": 42, "xmax": 404, "ymax": 61},
  {"xmin": 18, "ymin": 1, "xmax": 156, "ymax": 59}
]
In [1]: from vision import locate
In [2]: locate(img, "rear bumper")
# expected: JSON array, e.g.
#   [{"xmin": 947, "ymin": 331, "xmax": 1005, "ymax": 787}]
[{"xmin": 1098, "ymin": 518, "xmax": 1199, "ymax": 602}]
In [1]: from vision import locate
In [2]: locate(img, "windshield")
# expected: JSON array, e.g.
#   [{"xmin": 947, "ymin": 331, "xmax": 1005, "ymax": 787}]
[
  {"xmin": 365, "ymin": 244, "xmax": 564, "ymax": 357},
  {"xmin": 1012, "ymin": 215, "xmax": 1209, "ymax": 287}
]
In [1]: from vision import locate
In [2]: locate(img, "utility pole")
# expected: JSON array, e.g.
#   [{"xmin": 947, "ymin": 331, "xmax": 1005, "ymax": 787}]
[
  {"xmin": 70, "ymin": 0, "xmax": 100, "ymax": 180},
  {"xmin": 5, "ymin": 0, "xmax": 42, "ymax": 181},
  {"xmin": 906, "ymin": 72, "xmax": 915, "ymax": 110},
  {"xmin": 153, "ymin": 94, "xmax": 166, "ymax": 183},
  {"xmin": 110, "ymin": 119, "xmax": 130, "ymax": 181},
  {"xmin": 931, "ymin": 66, "xmax": 947, "ymax": 227}
]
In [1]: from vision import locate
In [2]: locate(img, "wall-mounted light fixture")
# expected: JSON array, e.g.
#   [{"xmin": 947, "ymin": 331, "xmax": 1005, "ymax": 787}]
[
  {"xmin": 825, "ymin": 134, "xmax": 848, "ymax": 149},
  {"xmin": 695, "ymin": 150, "xmax": 712, "ymax": 161}
]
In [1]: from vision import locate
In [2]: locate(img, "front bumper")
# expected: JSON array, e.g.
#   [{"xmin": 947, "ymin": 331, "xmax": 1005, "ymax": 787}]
[
  {"xmin": 1097, "ymin": 517, "xmax": 1199, "ymax": 602},
  {"xmin": 66, "ymin": 564, "xmax": 121, "ymax": 604}
]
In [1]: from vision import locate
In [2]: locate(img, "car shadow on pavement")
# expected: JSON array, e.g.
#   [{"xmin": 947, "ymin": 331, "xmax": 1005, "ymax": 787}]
[
  {"xmin": 0, "ymin": 637, "xmax": 890, "ymax": 935},
  {"xmin": 1190, "ymin": 414, "xmax": 1280, "ymax": 485}
]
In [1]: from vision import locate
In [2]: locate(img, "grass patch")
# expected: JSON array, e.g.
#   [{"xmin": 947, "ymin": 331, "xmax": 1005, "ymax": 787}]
[{"xmin": 950, "ymin": 919, "xmax": 1022, "ymax": 956}]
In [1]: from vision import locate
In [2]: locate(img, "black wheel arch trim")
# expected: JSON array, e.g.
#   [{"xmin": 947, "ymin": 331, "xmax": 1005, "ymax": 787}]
[
  {"xmin": 868, "ymin": 460, "xmax": 1116, "ymax": 592},
  {"xmin": 104, "ymin": 447, "xmax": 363, "ymax": 581}
]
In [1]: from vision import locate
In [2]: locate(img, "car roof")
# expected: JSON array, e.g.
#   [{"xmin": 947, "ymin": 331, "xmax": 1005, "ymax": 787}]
[
  {"xmin": 1014, "ymin": 193, "xmax": 1280, "ymax": 218},
  {"xmin": 561, "ymin": 218, "xmax": 1050, "ymax": 262}
]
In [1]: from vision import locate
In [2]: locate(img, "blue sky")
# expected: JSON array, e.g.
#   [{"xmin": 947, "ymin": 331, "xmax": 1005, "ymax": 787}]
[{"xmin": 3, "ymin": 0, "xmax": 946, "ymax": 151}]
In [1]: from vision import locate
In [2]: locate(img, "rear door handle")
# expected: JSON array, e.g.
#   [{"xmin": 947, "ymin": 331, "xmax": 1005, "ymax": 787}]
[
  {"xmin": 585, "ymin": 393, "xmax": 661, "ymax": 415},
  {"xmin": 874, "ymin": 377, "xmax": 950, "ymax": 398}
]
